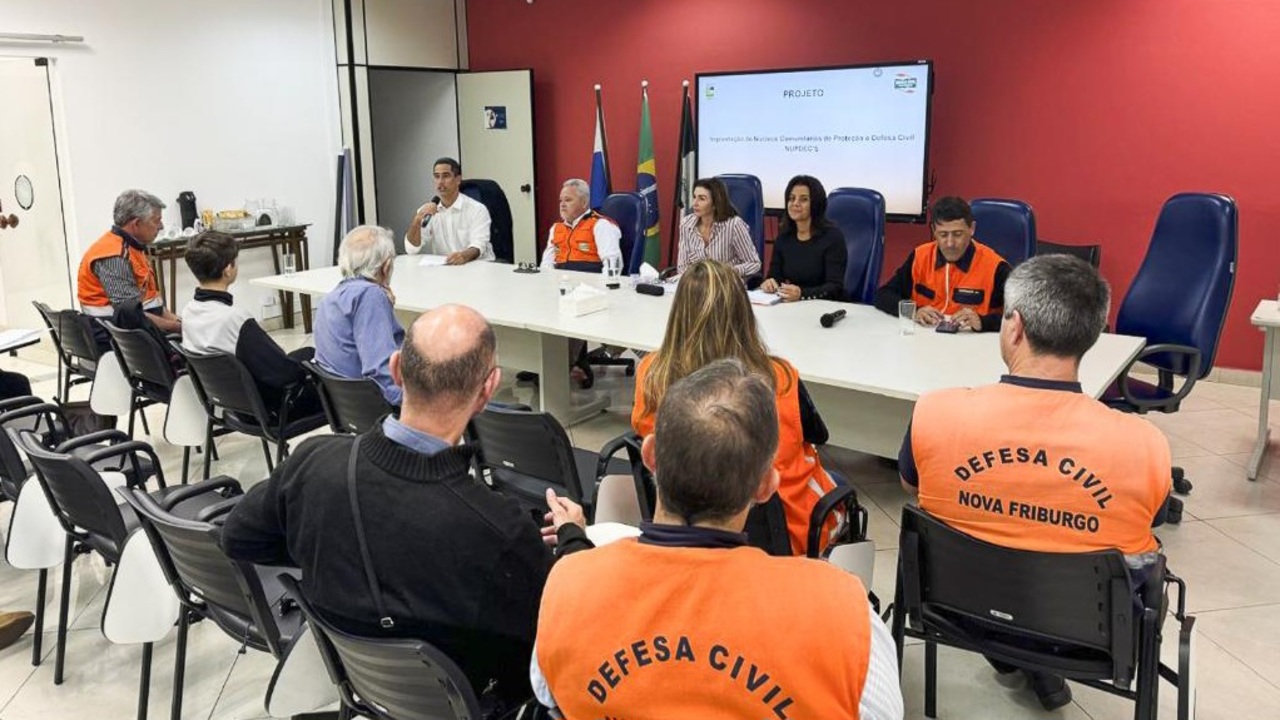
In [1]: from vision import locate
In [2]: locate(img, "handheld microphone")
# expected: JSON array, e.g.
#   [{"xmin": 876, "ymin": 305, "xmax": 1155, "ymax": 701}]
[
  {"xmin": 819, "ymin": 309, "xmax": 847, "ymax": 328},
  {"xmin": 421, "ymin": 195, "xmax": 442, "ymax": 227},
  {"xmin": 636, "ymin": 283, "xmax": 666, "ymax": 297}
]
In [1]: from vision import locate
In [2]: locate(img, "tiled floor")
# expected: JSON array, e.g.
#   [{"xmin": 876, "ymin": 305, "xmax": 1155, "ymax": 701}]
[{"xmin": 4, "ymin": 330, "xmax": 1280, "ymax": 718}]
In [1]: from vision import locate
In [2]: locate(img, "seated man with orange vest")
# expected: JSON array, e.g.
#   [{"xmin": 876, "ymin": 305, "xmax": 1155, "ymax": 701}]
[
  {"xmin": 77, "ymin": 189, "xmax": 183, "ymax": 348},
  {"xmin": 533, "ymin": 358, "xmax": 904, "ymax": 720},
  {"xmin": 874, "ymin": 195, "xmax": 1011, "ymax": 332},
  {"xmin": 899, "ymin": 254, "xmax": 1172, "ymax": 710},
  {"xmin": 539, "ymin": 178, "xmax": 622, "ymax": 272}
]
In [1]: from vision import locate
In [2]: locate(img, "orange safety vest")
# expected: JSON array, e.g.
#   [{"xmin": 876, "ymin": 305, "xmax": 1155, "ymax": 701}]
[
  {"xmin": 911, "ymin": 381, "xmax": 1171, "ymax": 555},
  {"xmin": 633, "ymin": 355, "xmax": 840, "ymax": 555},
  {"xmin": 77, "ymin": 229, "xmax": 162, "ymax": 314},
  {"xmin": 909, "ymin": 239, "xmax": 1006, "ymax": 316},
  {"xmin": 536, "ymin": 539, "xmax": 871, "ymax": 719},
  {"xmin": 550, "ymin": 212, "xmax": 615, "ymax": 266}
]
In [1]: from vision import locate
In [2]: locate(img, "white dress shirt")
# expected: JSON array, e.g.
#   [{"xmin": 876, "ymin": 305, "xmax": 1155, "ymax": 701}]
[
  {"xmin": 539, "ymin": 210, "xmax": 624, "ymax": 269},
  {"xmin": 404, "ymin": 192, "xmax": 494, "ymax": 261}
]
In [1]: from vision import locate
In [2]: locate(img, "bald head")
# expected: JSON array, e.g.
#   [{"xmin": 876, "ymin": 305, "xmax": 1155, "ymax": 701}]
[{"xmin": 397, "ymin": 304, "xmax": 497, "ymax": 407}]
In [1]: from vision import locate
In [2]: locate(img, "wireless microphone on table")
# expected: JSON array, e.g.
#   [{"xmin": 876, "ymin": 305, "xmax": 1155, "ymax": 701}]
[{"xmin": 820, "ymin": 309, "xmax": 847, "ymax": 328}]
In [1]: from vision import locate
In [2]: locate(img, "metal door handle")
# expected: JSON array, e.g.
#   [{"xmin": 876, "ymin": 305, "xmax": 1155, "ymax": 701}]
[{"xmin": 520, "ymin": 184, "xmax": 532, "ymax": 193}]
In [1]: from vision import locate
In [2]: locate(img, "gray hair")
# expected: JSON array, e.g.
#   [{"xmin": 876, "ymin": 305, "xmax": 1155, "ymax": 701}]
[
  {"xmin": 562, "ymin": 178, "xmax": 590, "ymax": 202},
  {"xmin": 1003, "ymin": 254, "xmax": 1111, "ymax": 359},
  {"xmin": 653, "ymin": 358, "xmax": 779, "ymax": 524},
  {"xmin": 113, "ymin": 189, "xmax": 166, "ymax": 226},
  {"xmin": 337, "ymin": 225, "xmax": 396, "ymax": 281}
]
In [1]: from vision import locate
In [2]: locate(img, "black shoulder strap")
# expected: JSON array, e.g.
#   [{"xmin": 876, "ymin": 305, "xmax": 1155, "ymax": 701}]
[{"xmin": 345, "ymin": 435, "xmax": 394, "ymax": 628}]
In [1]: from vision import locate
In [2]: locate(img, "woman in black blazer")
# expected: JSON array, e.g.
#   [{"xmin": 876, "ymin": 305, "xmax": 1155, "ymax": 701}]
[{"xmin": 761, "ymin": 175, "xmax": 848, "ymax": 301}]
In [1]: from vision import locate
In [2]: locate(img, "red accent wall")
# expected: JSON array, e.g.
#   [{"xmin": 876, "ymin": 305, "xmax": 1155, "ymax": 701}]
[{"xmin": 468, "ymin": 0, "xmax": 1280, "ymax": 371}]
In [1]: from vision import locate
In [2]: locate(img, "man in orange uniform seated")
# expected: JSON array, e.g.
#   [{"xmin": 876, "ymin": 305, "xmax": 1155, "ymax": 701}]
[
  {"xmin": 533, "ymin": 358, "xmax": 903, "ymax": 720},
  {"xmin": 539, "ymin": 178, "xmax": 622, "ymax": 272},
  {"xmin": 875, "ymin": 195, "xmax": 1010, "ymax": 332},
  {"xmin": 899, "ymin": 254, "xmax": 1172, "ymax": 710},
  {"xmin": 77, "ymin": 189, "xmax": 183, "ymax": 347}
]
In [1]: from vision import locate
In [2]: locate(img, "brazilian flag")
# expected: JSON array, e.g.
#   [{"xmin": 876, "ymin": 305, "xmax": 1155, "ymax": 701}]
[{"xmin": 637, "ymin": 84, "xmax": 661, "ymax": 266}]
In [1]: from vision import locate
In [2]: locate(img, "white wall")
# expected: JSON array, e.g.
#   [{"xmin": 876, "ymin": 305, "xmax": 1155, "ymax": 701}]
[
  {"xmin": 0, "ymin": 0, "xmax": 342, "ymax": 320},
  {"xmin": 369, "ymin": 69, "xmax": 459, "ymax": 247}
]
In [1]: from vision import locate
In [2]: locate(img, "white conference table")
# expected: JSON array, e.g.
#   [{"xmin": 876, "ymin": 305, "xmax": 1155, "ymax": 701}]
[
  {"xmin": 1247, "ymin": 300, "xmax": 1280, "ymax": 480},
  {"xmin": 255, "ymin": 257, "xmax": 1145, "ymax": 458}
]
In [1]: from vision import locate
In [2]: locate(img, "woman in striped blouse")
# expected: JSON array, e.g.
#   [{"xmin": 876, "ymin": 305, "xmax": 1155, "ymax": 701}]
[{"xmin": 676, "ymin": 177, "xmax": 762, "ymax": 279}]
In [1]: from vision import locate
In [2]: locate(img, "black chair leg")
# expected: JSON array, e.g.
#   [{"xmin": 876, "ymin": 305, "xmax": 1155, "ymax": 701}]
[
  {"xmin": 1135, "ymin": 609, "xmax": 1162, "ymax": 720},
  {"xmin": 203, "ymin": 422, "xmax": 214, "ymax": 481},
  {"xmin": 260, "ymin": 438, "xmax": 275, "ymax": 472},
  {"xmin": 924, "ymin": 640, "xmax": 938, "ymax": 718},
  {"xmin": 138, "ymin": 405, "xmax": 151, "ymax": 436},
  {"xmin": 137, "ymin": 641, "xmax": 152, "ymax": 720},
  {"xmin": 180, "ymin": 447, "xmax": 190, "ymax": 485},
  {"xmin": 127, "ymin": 394, "xmax": 138, "ymax": 439},
  {"xmin": 890, "ymin": 574, "xmax": 906, "ymax": 674},
  {"xmin": 32, "ymin": 567, "xmax": 46, "ymax": 666},
  {"xmin": 170, "ymin": 610, "xmax": 189, "ymax": 720},
  {"xmin": 54, "ymin": 537, "xmax": 73, "ymax": 684}
]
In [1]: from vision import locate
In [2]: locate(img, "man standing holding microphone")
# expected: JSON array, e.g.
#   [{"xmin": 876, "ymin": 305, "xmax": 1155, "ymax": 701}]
[{"xmin": 404, "ymin": 157, "xmax": 494, "ymax": 265}]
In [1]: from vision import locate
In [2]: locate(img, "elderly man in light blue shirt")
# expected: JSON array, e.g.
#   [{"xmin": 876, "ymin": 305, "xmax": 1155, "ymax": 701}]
[{"xmin": 314, "ymin": 225, "xmax": 405, "ymax": 405}]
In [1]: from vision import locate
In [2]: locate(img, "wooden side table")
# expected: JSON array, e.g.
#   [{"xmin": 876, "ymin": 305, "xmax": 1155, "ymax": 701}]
[{"xmin": 150, "ymin": 224, "xmax": 313, "ymax": 333}]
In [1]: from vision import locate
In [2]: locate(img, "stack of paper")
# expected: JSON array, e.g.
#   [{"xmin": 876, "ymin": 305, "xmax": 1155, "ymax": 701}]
[{"xmin": 747, "ymin": 289, "xmax": 781, "ymax": 306}]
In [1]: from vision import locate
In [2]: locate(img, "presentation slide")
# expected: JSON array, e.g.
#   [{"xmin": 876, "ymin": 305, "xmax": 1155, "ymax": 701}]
[{"xmin": 697, "ymin": 62, "xmax": 932, "ymax": 219}]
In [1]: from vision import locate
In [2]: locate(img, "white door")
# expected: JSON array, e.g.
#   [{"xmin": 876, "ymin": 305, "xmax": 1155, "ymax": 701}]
[
  {"xmin": 0, "ymin": 58, "xmax": 74, "ymax": 337},
  {"xmin": 457, "ymin": 70, "xmax": 537, "ymax": 263}
]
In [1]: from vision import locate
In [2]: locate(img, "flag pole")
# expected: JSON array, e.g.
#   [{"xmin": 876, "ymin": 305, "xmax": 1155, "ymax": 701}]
[{"xmin": 667, "ymin": 79, "xmax": 690, "ymax": 266}]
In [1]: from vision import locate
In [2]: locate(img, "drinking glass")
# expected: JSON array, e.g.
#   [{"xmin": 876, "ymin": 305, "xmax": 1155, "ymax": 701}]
[
  {"xmin": 283, "ymin": 252, "xmax": 297, "ymax": 275},
  {"xmin": 899, "ymin": 300, "xmax": 917, "ymax": 335}
]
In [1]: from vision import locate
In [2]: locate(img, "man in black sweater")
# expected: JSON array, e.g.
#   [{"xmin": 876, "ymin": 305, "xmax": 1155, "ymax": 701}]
[{"xmin": 219, "ymin": 303, "xmax": 590, "ymax": 712}]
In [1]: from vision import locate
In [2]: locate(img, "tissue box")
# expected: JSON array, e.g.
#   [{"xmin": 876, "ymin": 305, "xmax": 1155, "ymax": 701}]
[{"xmin": 559, "ymin": 285, "xmax": 610, "ymax": 316}]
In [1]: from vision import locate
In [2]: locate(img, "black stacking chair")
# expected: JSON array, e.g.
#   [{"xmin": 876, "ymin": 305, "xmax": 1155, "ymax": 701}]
[
  {"xmin": 99, "ymin": 320, "xmax": 178, "ymax": 441},
  {"xmin": 278, "ymin": 574, "xmax": 484, "ymax": 720},
  {"xmin": 891, "ymin": 505, "xmax": 1195, "ymax": 720},
  {"xmin": 303, "ymin": 360, "xmax": 394, "ymax": 435},
  {"xmin": 19, "ymin": 431, "xmax": 233, "ymax": 720},
  {"xmin": 174, "ymin": 344, "xmax": 327, "ymax": 473},
  {"xmin": 33, "ymin": 302, "xmax": 104, "ymax": 403},
  {"xmin": 118, "ymin": 486, "xmax": 307, "ymax": 720},
  {"xmin": 467, "ymin": 403, "xmax": 630, "ymax": 521}
]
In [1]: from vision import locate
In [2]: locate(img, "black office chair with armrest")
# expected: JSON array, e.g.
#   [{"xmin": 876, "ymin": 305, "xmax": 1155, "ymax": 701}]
[
  {"xmin": 1036, "ymin": 239, "xmax": 1101, "ymax": 268},
  {"xmin": 277, "ymin": 574, "xmax": 485, "ymax": 720},
  {"xmin": 118, "ymin": 486, "xmax": 320, "ymax": 720},
  {"xmin": 828, "ymin": 188, "xmax": 887, "ymax": 304},
  {"xmin": 891, "ymin": 505, "xmax": 1195, "ymax": 720},
  {"xmin": 19, "ymin": 431, "xmax": 235, "ymax": 720},
  {"xmin": 1102, "ymin": 193, "xmax": 1237, "ymax": 503},
  {"xmin": 99, "ymin": 319, "xmax": 178, "ymax": 442},
  {"xmin": 174, "ymin": 343, "xmax": 328, "ymax": 474},
  {"xmin": 34, "ymin": 302, "xmax": 104, "ymax": 403},
  {"xmin": 970, "ymin": 198, "xmax": 1036, "ymax": 267},
  {"xmin": 303, "ymin": 360, "xmax": 394, "ymax": 434},
  {"xmin": 467, "ymin": 403, "xmax": 631, "ymax": 522}
]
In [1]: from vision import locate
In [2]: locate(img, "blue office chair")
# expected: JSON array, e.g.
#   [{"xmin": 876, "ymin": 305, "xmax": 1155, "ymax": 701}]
[
  {"xmin": 1103, "ymin": 192, "xmax": 1238, "ymax": 503},
  {"xmin": 716, "ymin": 173, "xmax": 766, "ymax": 261},
  {"xmin": 600, "ymin": 192, "xmax": 647, "ymax": 275},
  {"xmin": 827, "ymin": 188, "xmax": 886, "ymax": 304},
  {"xmin": 970, "ymin": 198, "xmax": 1036, "ymax": 267}
]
